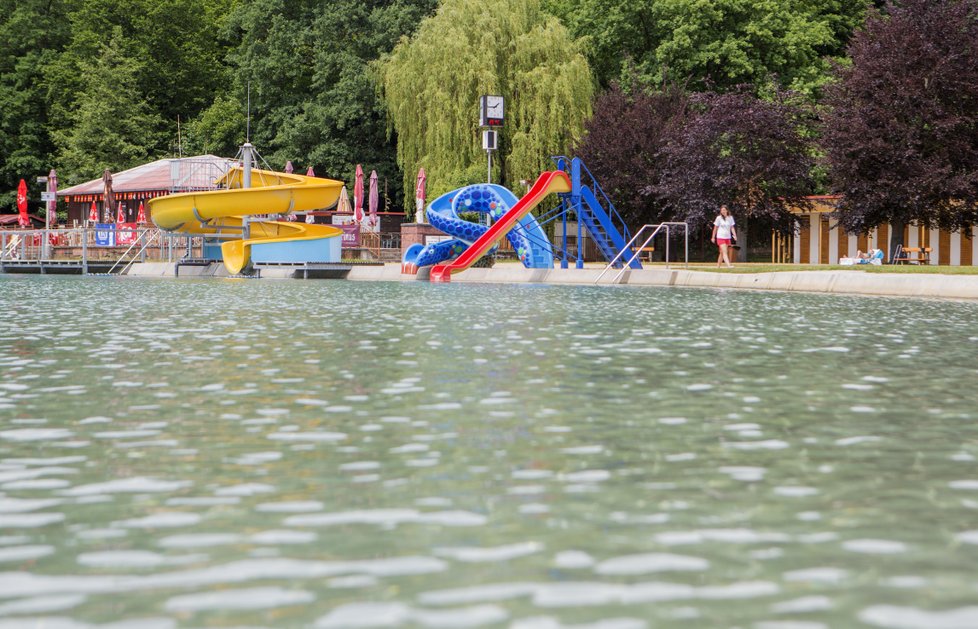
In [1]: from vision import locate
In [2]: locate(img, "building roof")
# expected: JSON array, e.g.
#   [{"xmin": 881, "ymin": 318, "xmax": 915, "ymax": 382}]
[
  {"xmin": 59, "ymin": 155, "xmax": 237, "ymax": 197},
  {"xmin": 0, "ymin": 213, "xmax": 45, "ymax": 227}
]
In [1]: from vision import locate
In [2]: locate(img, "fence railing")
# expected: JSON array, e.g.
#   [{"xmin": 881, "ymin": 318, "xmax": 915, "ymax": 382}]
[
  {"xmin": 1, "ymin": 227, "xmax": 405, "ymax": 268},
  {"xmin": 0, "ymin": 227, "xmax": 203, "ymax": 265}
]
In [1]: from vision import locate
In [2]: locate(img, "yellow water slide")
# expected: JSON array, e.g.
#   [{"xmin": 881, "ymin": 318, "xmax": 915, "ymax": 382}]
[{"xmin": 149, "ymin": 167, "xmax": 345, "ymax": 274}]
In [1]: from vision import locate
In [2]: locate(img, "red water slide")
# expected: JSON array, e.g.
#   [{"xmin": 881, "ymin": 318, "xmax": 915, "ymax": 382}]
[{"xmin": 429, "ymin": 170, "xmax": 571, "ymax": 282}]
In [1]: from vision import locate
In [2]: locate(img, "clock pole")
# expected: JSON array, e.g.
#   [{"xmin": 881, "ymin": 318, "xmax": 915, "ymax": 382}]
[{"xmin": 479, "ymin": 94, "xmax": 504, "ymax": 188}]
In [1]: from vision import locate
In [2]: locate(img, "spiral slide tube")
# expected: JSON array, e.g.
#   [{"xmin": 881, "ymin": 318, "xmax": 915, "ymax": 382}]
[{"xmin": 149, "ymin": 167, "xmax": 345, "ymax": 274}]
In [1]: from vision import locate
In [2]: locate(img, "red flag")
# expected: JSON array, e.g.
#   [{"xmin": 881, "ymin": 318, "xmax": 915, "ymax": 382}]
[{"xmin": 16, "ymin": 179, "xmax": 28, "ymax": 227}]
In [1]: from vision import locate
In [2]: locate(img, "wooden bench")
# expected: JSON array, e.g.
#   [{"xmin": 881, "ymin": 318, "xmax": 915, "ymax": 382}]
[{"xmin": 893, "ymin": 246, "xmax": 931, "ymax": 264}]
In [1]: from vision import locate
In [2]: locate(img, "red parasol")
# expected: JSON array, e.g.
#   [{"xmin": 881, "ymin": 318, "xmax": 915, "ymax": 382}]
[
  {"xmin": 88, "ymin": 201, "xmax": 98, "ymax": 223},
  {"xmin": 136, "ymin": 201, "xmax": 147, "ymax": 224},
  {"xmin": 353, "ymin": 164, "xmax": 364, "ymax": 223},
  {"xmin": 415, "ymin": 167, "xmax": 427, "ymax": 223},
  {"xmin": 16, "ymin": 179, "xmax": 28, "ymax": 227}
]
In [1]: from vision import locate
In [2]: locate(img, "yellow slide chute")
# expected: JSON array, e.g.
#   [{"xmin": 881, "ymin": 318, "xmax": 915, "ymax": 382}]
[{"xmin": 149, "ymin": 167, "xmax": 345, "ymax": 274}]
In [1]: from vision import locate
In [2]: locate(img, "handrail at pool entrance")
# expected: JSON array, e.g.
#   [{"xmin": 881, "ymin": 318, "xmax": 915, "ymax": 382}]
[
  {"xmin": 108, "ymin": 228, "xmax": 162, "ymax": 275},
  {"xmin": 594, "ymin": 222, "xmax": 689, "ymax": 284}
]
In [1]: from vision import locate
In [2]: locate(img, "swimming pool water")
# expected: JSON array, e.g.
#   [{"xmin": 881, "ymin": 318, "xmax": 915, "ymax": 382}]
[{"xmin": 1, "ymin": 275, "xmax": 977, "ymax": 628}]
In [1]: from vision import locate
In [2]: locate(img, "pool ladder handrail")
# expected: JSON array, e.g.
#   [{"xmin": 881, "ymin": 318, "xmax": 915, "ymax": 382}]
[
  {"xmin": 107, "ymin": 228, "xmax": 162, "ymax": 275},
  {"xmin": 594, "ymin": 222, "xmax": 689, "ymax": 284}
]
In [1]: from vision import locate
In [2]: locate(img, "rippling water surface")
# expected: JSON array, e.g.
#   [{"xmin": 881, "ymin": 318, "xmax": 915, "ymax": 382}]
[{"xmin": 2, "ymin": 275, "xmax": 978, "ymax": 628}]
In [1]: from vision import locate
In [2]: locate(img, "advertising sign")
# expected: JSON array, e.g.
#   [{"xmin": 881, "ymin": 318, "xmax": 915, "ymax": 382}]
[
  {"xmin": 94, "ymin": 223, "xmax": 116, "ymax": 247},
  {"xmin": 339, "ymin": 223, "xmax": 360, "ymax": 248},
  {"xmin": 116, "ymin": 223, "xmax": 139, "ymax": 246}
]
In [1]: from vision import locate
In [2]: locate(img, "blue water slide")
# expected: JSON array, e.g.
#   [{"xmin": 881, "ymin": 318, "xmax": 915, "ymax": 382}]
[{"xmin": 402, "ymin": 183, "xmax": 554, "ymax": 272}]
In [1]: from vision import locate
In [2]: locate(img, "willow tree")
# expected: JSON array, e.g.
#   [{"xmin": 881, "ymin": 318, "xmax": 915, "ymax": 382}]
[{"xmin": 380, "ymin": 0, "xmax": 594, "ymax": 212}]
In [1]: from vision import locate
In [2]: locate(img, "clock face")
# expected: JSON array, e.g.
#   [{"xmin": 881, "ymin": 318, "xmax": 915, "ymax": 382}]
[{"xmin": 482, "ymin": 95, "xmax": 504, "ymax": 126}]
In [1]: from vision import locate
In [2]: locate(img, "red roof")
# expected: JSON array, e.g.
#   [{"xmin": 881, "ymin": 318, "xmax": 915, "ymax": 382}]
[{"xmin": 59, "ymin": 155, "xmax": 236, "ymax": 197}]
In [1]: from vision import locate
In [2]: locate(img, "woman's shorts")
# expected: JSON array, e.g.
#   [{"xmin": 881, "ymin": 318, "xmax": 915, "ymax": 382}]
[{"xmin": 717, "ymin": 238, "xmax": 731, "ymax": 246}]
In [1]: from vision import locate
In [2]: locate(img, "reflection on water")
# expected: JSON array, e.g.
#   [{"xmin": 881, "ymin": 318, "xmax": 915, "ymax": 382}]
[{"xmin": 1, "ymin": 275, "xmax": 977, "ymax": 628}]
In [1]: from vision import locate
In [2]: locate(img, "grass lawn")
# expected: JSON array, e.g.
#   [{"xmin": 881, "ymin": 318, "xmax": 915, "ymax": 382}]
[
  {"xmin": 491, "ymin": 258, "xmax": 978, "ymax": 274},
  {"xmin": 676, "ymin": 263, "xmax": 978, "ymax": 275}
]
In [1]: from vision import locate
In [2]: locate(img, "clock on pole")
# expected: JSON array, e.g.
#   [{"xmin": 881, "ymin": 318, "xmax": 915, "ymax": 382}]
[{"xmin": 480, "ymin": 95, "xmax": 504, "ymax": 127}]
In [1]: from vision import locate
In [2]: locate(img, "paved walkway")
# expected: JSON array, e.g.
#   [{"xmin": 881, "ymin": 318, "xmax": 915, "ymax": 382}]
[{"xmin": 127, "ymin": 262, "xmax": 978, "ymax": 300}]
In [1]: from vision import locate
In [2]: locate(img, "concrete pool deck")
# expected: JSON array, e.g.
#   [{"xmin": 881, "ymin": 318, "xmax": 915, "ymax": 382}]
[{"xmin": 125, "ymin": 261, "xmax": 978, "ymax": 300}]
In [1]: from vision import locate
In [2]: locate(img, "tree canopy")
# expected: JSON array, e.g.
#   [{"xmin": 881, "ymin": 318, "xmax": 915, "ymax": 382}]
[
  {"xmin": 547, "ymin": 0, "xmax": 871, "ymax": 95},
  {"xmin": 380, "ymin": 0, "xmax": 594, "ymax": 212},
  {"xmin": 210, "ymin": 0, "xmax": 437, "ymax": 208},
  {"xmin": 0, "ymin": 0, "xmax": 71, "ymax": 207},
  {"xmin": 655, "ymin": 89, "xmax": 815, "ymax": 233},
  {"xmin": 823, "ymin": 0, "xmax": 978, "ymax": 243},
  {"xmin": 53, "ymin": 28, "xmax": 165, "ymax": 182},
  {"xmin": 576, "ymin": 82, "xmax": 688, "ymax": 228}
]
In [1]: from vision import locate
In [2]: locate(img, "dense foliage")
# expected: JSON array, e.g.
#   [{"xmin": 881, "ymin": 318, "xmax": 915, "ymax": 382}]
[
  {"xmin": 576, "ymin": 82, "xmax": 688, "ymax": 228},
  {"xmin": 0, "ymin": 0, "xmax": 72, "ymax": 207},
  {"xmin": 547, "ymin": 0, "xmax": 872, "ymax": 94},
  {"xmin": 823, "ymin": 0, "xmax": 978, "ymax": 246},
  {"xmin": 655, "ymin": 90, "xmax": 815, "ymax": 233},
  {"xmin": 380, "ymin": 0, "xmax": 593, "ymax": 211}
]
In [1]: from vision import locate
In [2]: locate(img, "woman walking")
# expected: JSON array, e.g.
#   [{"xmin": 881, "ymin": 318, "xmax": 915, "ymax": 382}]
[{"xmin": 711, "ymin": 205, "xmax": 737, "ymax": 268}]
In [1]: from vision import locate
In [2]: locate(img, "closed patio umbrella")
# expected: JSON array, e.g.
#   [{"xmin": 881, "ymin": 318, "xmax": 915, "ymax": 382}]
[
  {"xmin": 136, "ymin": 201, "xmax": 147, "ymax": 225},
  {"xmin": 16, "ymin": 179, "xmax": 28, "ymax": 227},
  {"xmin": 88, "ymin": 201, "xmax": 98, "ymax": 224},
  {"xmin": 415, "ymin": 167, "xmax": 427, "ymax": 223},
  {"xmin": 102, "ymin": 170, "xmax": 115, "ymax": 223},
  {"xmin": 353, "ymin": 164, "xmax": 364, "ymax": 224},
  {"xmin": 337, "ymin": 185, "xmax": 352, "ymax": 215},
  {"xmin": 116, "ymin": 203, "xmax": 126, "ymax": 224},
  {"xmin": 47, "ymin": 169, "xmax": 58, "ymax": 228},
  {"xmin": 368, "ymin": 170, "xmax": 378, "ymax": 227}
]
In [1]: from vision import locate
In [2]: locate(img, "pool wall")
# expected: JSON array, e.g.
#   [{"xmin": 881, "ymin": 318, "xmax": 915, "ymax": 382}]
[{"xmin": 125, "ymin": 261, "xmax": 978, "ymax": 300}]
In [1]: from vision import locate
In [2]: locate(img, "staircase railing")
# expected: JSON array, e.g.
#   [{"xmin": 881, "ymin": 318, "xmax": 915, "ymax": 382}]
[
  {"xmin": 594, "ymin": 222, "xmax": 689, "ymax": 284},
  {"xmin": 107, "ymin": 228, "xmax": 161, "ymax": 274},
  {"xmin": 551, "ymin": 156, "xmax": 632, "ymax": 243},
  {"xmin": 551, "ymin": 156, "xmax": 641, "ymax": 269}
]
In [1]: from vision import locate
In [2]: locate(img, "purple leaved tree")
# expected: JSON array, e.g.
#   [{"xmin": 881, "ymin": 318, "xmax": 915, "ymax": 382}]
[
  {"xmin": 576, "ymin": 82, "xmax": 689, "ymax": 229},
  {"xmin": 822, "ymin": 0, "xmax": 978, "ymax": 256},
  {"xmin": 654, "ymin": 89, "xmax": 816, "ymax": 254}
]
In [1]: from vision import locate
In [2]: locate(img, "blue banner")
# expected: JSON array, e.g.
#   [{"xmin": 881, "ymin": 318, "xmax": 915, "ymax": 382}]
[{"xmin": 94, "ymin": 223, "xmax": 116, "ymax": 247}]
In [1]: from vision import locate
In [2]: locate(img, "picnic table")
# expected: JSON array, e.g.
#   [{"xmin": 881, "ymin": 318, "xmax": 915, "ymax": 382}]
[{"xmin": 893, "ymin": 245, "xmax": 931, "ymax": 264}]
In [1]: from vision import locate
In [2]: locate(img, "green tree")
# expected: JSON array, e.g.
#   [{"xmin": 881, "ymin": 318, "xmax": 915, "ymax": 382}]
[
  {"xmin": 548, "ymin": 0, "xmax": 871, "ymax": 95},
  {"xmin": 222, "ymin": 0, "xmax": 436, "ymax": 208},
  {"xmin": 182, "ymin": 95, "xmax": 246, "ymax": 158},
  {"xmin": 53, "ymin": 28, "xmax": 165, "ymax": 182},
  {"xmin": 44, "ymin": 0, "xmax": 235, "ymax": 176},
  {"xmin": 380, "ymin": 0, "xmax": 594, "ymax": 213},
  {"xmin": 0, "ymin": 0, "xmax": 71, "ymax": 209}
]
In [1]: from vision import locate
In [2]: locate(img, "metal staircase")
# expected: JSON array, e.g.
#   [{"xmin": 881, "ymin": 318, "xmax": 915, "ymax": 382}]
[{"xmin": 553, "ymin": 157, "xmax": 641, "ymax": 269}]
